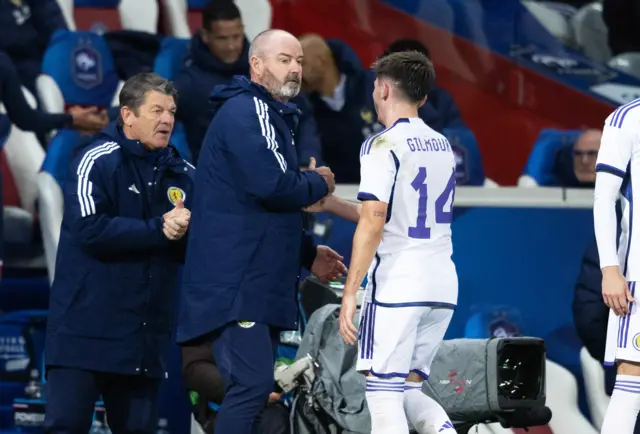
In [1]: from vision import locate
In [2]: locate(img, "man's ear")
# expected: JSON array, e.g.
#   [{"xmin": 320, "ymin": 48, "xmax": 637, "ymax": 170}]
[{"xmin": 120, "ymin": 106, "xmax": 134, "ymax": 127}]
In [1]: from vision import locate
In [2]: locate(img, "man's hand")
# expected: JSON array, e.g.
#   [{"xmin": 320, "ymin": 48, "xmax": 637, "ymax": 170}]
[
  {"xmin": 163, "ymin": 200, "xmax": 191, "ymax": 241},
  {"xmin": 69, "ymin": 106, "xmax": 108, "ymax": 133},
  {"xmin": 339, "ymin": 293, "xmax": 358, "ymax": 345},
  {"xmin": 306, "ymin": 157, "xmax": 335, "ymax": 195},
  {"xmin": 268, "ymin": 392, "xmax": 282, "ymax": 403},
  {"xmin": 602, "ymin": 266, "xmax": 635, "ymax": 316},
  {"xmin": 304, "ymin": 198, "xmax": 327, "ymax": 213},
  {"xmin": 311, "ymin": 245, "xmax": 347, "ymax": 282}
]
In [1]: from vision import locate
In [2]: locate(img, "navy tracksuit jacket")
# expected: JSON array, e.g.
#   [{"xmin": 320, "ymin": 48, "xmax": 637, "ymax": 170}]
[
  {"xmin": 177, "ymin": 75, "xmax": 328, "ymax": 343},
  {"xmin": 173, "ymin": 33, "xmax": 322, "ymax": 166},
  {"xmin": 45, "ymin": 122, "xmax": 195, "ymax": 377},
  {"xmin": 177, "ymin": 75, "xmax": 327, "ymax": 434}
]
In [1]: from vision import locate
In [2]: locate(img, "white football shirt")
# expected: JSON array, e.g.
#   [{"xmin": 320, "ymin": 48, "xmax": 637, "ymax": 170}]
[
  {"xmin": 594, "ymin": 98, "xmax": 640, "ymax": 281},
  {"xmin": 358, "ymin": 117, "xmax": 458, "ymax": 307}
]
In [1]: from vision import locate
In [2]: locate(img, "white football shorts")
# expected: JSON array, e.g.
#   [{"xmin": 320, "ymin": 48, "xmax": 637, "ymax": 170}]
[
  {"xmin": 356, "ymin": 301, "xmax": 453, "ymax": 379},
  {"xmin": 605, "ymin": 281, "xmax": 640, "ymax": 364}
]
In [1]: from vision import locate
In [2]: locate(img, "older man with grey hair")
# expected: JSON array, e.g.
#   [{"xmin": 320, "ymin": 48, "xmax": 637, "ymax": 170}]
[
  {"xmin": 177, "ymin": 29, "xmax": 344, "ymax": 434},
  {"xmin": 44, "ymin": 72, "xmax": 195, "ymax": 434}
]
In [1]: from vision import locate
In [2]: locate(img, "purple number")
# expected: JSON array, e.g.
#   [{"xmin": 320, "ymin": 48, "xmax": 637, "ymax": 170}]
[{"xmin": 408, "ymin": 167, "xmax": 456, "ymax": 239}]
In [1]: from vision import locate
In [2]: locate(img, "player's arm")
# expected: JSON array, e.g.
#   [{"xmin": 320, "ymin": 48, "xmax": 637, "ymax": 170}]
[
  {"xmin": 594, "ymin": 120, "xmax": 634, "ymax": 315},
  {"xmin": 343, "ymin": 141, "xmax": 397, "ymax": 298},
  {"xmin": 322, "ymin": 195, "xmax": 362, "ymax": 223}
]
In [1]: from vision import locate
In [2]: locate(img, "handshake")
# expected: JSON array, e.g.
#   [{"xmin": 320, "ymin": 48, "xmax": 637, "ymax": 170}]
[
  {"xmin": 306, "ymin": 157, "xmax": 335, "ymax": 194},
  {"xmin": 163, "ymin": 200, "xmax": 191, "ymax": 241}
]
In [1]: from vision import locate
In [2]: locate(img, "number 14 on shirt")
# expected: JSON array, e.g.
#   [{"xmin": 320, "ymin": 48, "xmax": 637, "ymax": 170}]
[{"xmin": 408, "ymin": 167, "xmax": 456, "ymax": 240}]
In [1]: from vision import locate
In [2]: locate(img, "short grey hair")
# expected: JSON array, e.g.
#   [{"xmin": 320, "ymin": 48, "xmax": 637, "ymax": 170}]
[
  {"xmin": 248, "ymin": 29, "xmax": 296, "ymax": 59},
  {"xmin": 118, "ymin": 72, "xmax": 178, "ymax": 117}
]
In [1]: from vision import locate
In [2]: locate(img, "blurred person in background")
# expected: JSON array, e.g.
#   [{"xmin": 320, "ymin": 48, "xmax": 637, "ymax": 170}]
[
  {"xmin": 553, "ymin": 129, "xmax": 601, "ymax": 188},
  {"xmin": 603, "ymin": 0, "xmax": 640, "ymax": 56},
  {"xmin": 44, "ymin": 73, "xmax": 194, "ymax": 434},
  {"xmin": 182, "ymin": 338, "xmax": 290, "ymax": 434},
  {"xmin": 0, "ymin": 0, "xmax": 68, "ymax": 95},
  {"xmin": 0, "ymin": 50, "xmax": 107, "ymax": 138},
  {"xmin": 299, "ymin": 35, "xmax": 469, "ymax": 183},
  {"xmin": 174, "ymin": 0, "xmax": 321, "ymax": 166}
]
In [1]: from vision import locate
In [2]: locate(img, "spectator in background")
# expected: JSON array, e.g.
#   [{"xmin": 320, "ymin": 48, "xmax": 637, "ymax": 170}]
[
  {"xmin": 181, "ymin": 337, "xmax": 290, "ymax": 434},
  {"xmin": 553, "ymin": 129, "xmax": 601, "ymax": 188},
  {"xmin": 0, "ymin": 50, "xmax": 107, "ymax": 138},
  {"xmin": 299, "ymin": 35, "xmax": 473, "ymax": 184},
  {"xmin": 603, "ymin": 0, "xmax": 640, "ymax": 56},
  {"xmin": 383, "ymin": 39, "xmax": 467, "ymax": 132},
  {"xmin": 299, "ymin": 35, "xmax": 383, "ymax": 183},
  {"xmin": 174, "ymin": 0, "xmax": 322, "ymax": 166},
  {"xmin": 0, "ymin": 0, "xmax": 68, "ymax": 95}
]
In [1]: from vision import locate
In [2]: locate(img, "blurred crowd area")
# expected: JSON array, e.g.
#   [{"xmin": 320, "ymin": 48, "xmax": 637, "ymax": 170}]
[{"xmin": 0, "ymin": 0, "xmax": 637, "ymax": 433}]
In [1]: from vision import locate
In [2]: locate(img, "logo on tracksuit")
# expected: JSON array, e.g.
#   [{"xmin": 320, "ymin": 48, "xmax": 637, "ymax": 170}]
[
  {"xmin": 238, "ymin": 321, "xmax": 255, "ymax": 329},
  {"xmin": 438, "ymin": 420, "xmax": 455, "ymax": 431},
  {"xmin": 167, "ymin": 187, "xmax": 186, "ymax": 205}
]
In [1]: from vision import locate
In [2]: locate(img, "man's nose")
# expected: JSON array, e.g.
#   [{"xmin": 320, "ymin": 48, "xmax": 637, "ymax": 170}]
[{"xmin": 290, "ymin": 62, "xmax": 302, "ymax": 75}]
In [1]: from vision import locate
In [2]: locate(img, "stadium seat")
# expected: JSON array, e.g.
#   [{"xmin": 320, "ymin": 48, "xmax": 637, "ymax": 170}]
[
  {"xmin": 522, "ymin": 1, "xmax": 574, "ymax": 45},
  {"xmin": 37, "ymin": 30, "xmax": 121, "ymax": 115},
  {"xmin": 56, "ymin": 0, "xmax": 77, "ymax": 30},
  {"xmin": 580, "ymin": 347, "xmax": 609, "ymax": 430},
  {"xmin": 519, "ymin": 128, "xmax": 582, "ymax": 187},
  {"xmin": 234, "ymin": 0, "xmax": 272, "ymax": 41},
  {"xmin": 154, "ymin": 37, "xmax": 190, "ymax": 80},
  {"xmin": 38, "ymin": 129, "xmax": 83, "ymax": 283},
  {"xmin": 118, "ymin": 0, "xmax": 159, "ymax": 33},
  {"xmin": 546, "ymin": 359, "xmax": 598, "ymax": 433},
  {"xmin": 571, "ymin": 1, "xmax": 611, "ymax": 63},
  {"xmin": 160, "ymin": 0, "xmax": 191, "ymax": 38},
  {"xmin": 608, "ymin": 52, "xmax": 640, "ymax": 80},
  {"xmin": 444, "ymin": 127, "xmax": 488, "ymax": 187}
]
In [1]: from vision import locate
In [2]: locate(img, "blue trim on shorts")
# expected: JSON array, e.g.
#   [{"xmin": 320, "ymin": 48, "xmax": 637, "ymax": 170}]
[
  {"xmin": 369, "ymin": 369, "xmax": 410, "ymax": 379},
  {"xmin": 371, "ymin": 253, "xmax": 457, "ymax": 309},
  {"xmin": 411, "ymin": 369, "xmax": 429, "ymax": 380}
]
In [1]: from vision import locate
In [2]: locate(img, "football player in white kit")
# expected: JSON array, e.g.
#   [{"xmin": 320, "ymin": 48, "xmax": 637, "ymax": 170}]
[
  {"xmin": 594, "ymin": 98, "xmax": 640, "ymax": 434},
  {"xmin": 308, "ymin": 51, "xmax": 457, "ymax": 434}
]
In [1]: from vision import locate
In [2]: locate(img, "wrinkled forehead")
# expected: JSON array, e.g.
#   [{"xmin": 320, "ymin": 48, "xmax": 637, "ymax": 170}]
[
  {"xmin": 265, "ymin": 35, "xmax": 303, "ymax": 59},
  {"xmin": 574, "ymin": 133, "xmax": 602, "ymax": 151}
]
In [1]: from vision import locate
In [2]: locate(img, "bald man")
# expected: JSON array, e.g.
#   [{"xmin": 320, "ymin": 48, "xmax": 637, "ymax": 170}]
[
  {"xmin": 177, "ymin": 29, "xmax": 346, "ymax": 434},
  {"xmin": 553, "ymin": 129, "xmax": 602, "ymax": 187}
]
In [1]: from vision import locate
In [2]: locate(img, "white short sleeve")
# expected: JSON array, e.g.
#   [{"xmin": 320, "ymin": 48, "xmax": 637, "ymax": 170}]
[
  {"xmin": 357, "ymin": 139, "xmax": 397, "ymax": 203},
  {"xmin": 596, "ymin": 120, "xmax": 634, "ymax": 177}
]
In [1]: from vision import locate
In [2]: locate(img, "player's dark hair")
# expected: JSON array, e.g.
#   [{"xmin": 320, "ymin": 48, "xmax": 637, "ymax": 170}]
[
  {"xmin": 202, "ymin": 0, "xmax": 241, "ymax": 31},
  {"xmin": 384, "ymin": 39, "xmax": 430, "ymax": 59},
  {"xmin": 372, "ymin": 51, "xmax": 436, "ymax": 104},
  {"xmin": 118, "ymin": 72, "xmax": 177, "ymax": 124}
]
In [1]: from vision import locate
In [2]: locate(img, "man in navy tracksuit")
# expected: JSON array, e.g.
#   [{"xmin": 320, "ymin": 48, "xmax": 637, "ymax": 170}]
[
  {"xmin": 173, "ymin": 1, "xmax": 322, "ymax": 166},
  {"xmin": 44, "ymin": 73, "xmax": 194, "ymax": 434},
  {"xmin": 177, "ymin": 29, "xmax": 345, "ymax": 434}
]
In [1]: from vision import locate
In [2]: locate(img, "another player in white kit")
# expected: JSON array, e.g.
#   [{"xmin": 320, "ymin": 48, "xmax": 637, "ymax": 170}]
[
  {"xmin": 594, "ymin": 98, "xmax": 640, "ymax": 434},
  {"xmin": 311, "ymin": 51, "xmax": 457, "ymax": 434}
]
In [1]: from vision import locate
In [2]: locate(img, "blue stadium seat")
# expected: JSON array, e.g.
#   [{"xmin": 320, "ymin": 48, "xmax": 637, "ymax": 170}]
[
  {"xmin": 154, "ymin": 37, "xmax": 190, "ymax": 81},
  {"xmin": 38, "ymin": 30, "xmax": 120, "ymax": 111},
  {"xmin": 443, "ymin": 127, "xmax": 486, "ymax": 186},
  {"xmin": 38, "ymin": 130, "xmax": 83, "ymax": 283},
  {"xmin": 464, "ymin": 305, "xmax": 524, "ymax": 339},
  {"xmin": 170, "ymin": 122, "xmax": 192, "ymax": 162},
  {"xmin": 520, "ymin": 128, "xmax": 582, "ymax": 186}
]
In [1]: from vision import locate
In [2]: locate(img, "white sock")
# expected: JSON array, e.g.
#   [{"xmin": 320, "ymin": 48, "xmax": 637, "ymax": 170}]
[
  {"xmin": 601, "ymin": 374, "xmax": 640, "ymax": 434},
  {"xmin": 404, "ymin": 381, "xmax": 453, "ymax": 434},
  {"xmin": 365, "ymin": 377, "xmax": 409, "ymax": 434}
]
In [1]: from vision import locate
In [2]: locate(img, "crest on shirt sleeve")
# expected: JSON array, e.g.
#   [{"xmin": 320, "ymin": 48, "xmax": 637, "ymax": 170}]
[{"xmin": 167, "ymin": 187, "xmax": 186, "ymax": 205}]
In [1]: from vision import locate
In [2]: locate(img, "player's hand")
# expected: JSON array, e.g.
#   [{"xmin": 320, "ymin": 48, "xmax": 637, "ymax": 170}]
[
  {"xmin": 339, "ymin": 293, "xmax": 358, "ymax": 345},
  {"xmin": 602, "ymin": 266, "xmax": 635, "ymax": 316},
  {"xmin": 311, "ymin": 245, "xmax": 347, "ymax": 282},
  {"xmin": 163, "ymin": 200, "xmax": 191, "ymax": 240},
  {"xmin": 268, "ymin": 392, "xmax": 282, "ymax": 403},
  {"xmin": 304, "ymin": 198, "xmax": 327, "ymax": 213}
]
